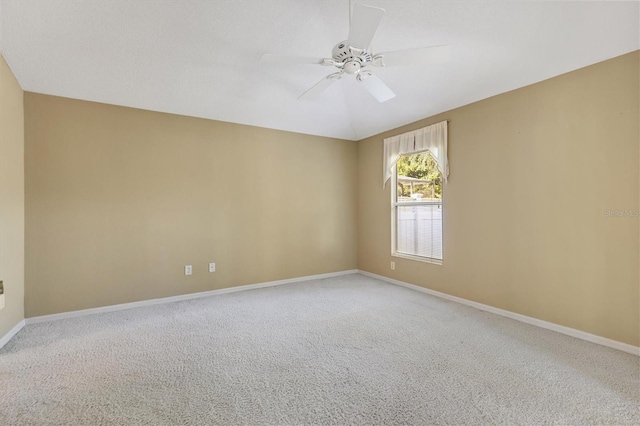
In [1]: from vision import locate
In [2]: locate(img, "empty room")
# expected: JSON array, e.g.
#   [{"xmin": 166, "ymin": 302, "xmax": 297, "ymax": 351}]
[{"xmin": 0, "ymin": 1, "xmax": 638, "ymax": 424}]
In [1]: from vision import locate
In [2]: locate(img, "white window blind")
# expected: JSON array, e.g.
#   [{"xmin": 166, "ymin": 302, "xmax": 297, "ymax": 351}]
[{"xmin": 396, "ymin": 202, "xmax": 443, "ymax": 260}]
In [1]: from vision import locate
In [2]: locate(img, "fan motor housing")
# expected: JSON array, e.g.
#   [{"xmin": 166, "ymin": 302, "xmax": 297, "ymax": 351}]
[{"xmin": 332, "ymin": 41, "xmax": 373, "ymax": 67}]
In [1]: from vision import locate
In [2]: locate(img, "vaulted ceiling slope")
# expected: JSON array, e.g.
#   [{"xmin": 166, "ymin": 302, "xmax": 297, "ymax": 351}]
[{"xmin": 0, "ymin": 1, "xmax": 638, "ymax": 141}]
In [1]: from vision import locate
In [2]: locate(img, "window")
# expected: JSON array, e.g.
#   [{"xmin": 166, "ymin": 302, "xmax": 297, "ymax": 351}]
[
  {"xmin": 383, "ymin": 120, "xmax": 448, "ymax": 263},
  {"xmin": 392, "ymin": 152, "xmax": 443, "ymax": 261}
]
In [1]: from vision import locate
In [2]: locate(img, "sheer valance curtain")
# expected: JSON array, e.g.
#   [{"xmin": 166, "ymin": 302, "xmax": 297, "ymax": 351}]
[{"xmin": 382, "ymin": 120, "xmax": 449, "ymax": 187}]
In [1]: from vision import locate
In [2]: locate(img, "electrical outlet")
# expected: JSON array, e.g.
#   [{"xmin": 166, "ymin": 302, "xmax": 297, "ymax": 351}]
[
  {"xmin": 390, "ymin": 261, "xmax": 395, "ymax": 270},
  {"xmin": 0, "ymin": 281, "xmax": 4, "ymax": 310},
  {"xmin": 185, "ymin": 265, "xmax": 192, "ymax": 276},
  {"xmin": 209, "ymin": 263, "xmax": 216, "ymax": 272}
]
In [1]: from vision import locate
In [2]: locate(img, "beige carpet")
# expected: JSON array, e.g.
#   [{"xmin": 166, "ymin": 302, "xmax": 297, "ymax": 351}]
[{"xmin": 1, "ymin": 274, "xmax": 638, "ymax": 425}]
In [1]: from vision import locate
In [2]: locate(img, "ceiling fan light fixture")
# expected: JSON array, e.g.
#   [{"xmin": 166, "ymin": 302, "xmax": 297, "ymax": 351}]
[{"xmin": 343, "ymin": 60, "xmax": 361, "ymax": 74}]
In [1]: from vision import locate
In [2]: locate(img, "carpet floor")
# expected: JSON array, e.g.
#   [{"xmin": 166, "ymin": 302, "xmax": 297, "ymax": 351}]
[{"xmin": 1, "ymin": 273, "xmax": 638, "ymax": 425}]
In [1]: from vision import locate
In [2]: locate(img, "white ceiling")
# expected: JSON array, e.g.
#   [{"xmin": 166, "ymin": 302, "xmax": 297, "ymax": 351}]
[{"xmin": 0, "ymin": 1, "xmax": 638, "ymax": 140}]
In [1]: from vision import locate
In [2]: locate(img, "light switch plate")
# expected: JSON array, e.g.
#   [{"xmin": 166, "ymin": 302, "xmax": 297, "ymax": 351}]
[{"xmin": 209, "ymin": 263, "xmax": 216, "ymax": 272}]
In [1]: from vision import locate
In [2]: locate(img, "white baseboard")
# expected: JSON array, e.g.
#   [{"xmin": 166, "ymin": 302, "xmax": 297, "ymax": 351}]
[
  {"xmin": 0, "ymin": 319, "xmax": 25, "ymax": 349},
  {"xmin": 18, "ymin": 268, "xmax": 639, "ymax": 357},
  {"xmin": 358, "ymin": 270, "xmax": 640, "ymax": 357},
  {"xmin": 25, "ymin": 269, "xmax": 359, "ymax": 325}
]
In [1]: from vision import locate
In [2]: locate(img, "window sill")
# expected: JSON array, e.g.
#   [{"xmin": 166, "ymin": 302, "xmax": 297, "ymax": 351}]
[{"xmin": 392, "ymin": 252, "xmax": 443, "ymax": 265}]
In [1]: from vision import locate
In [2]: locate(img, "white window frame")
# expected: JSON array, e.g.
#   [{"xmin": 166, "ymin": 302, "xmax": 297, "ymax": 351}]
[{"xmin": 390, "ymin": 158, "xmax": 443, "ymax": 265}]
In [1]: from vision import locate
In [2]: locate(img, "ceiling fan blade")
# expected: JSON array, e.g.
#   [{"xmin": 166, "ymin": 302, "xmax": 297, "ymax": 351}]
[
  {"xmin": 347, "ymin": 4, "xmax": 385, "ymax": 50},
  {"xmin": 298, "ymin": 73, "xmax": 343, "ymax": 100},
  {"xmin": 358, "ymin": 72, "xmax": 395, "ymax": 102},
  {"xmin": 261, "ymin": 53, "xmax": 325, "ymax": 65},
  {"xmin": 373, "ymin": 45, "xmax": 450, "ymax": 67}
]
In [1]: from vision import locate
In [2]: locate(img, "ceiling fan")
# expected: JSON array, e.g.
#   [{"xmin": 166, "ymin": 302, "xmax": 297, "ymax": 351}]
[{"xmin": 261, "ymin": 3, "xmax": 450, "ymax": 103}]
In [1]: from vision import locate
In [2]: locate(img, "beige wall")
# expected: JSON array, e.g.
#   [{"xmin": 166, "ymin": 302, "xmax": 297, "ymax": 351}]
[
  {"xmin": 358, "ymin": 51, "xmax": 639, "ymax": 346},
  {"xmin": 25, "ymin": 94, "xmax": 357, "ymax": 317},
  {"xmin": 0, "ymin": 54, "xmax": 25, "ymax": 337},
  {"xmin": 21, "ymin": 51, "xmax": 640, "ymax": 347}
]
